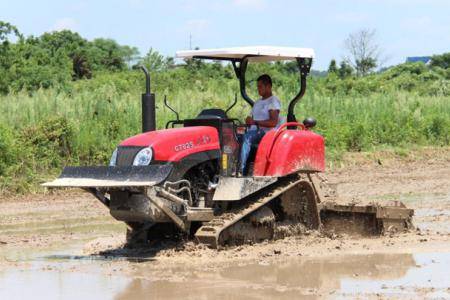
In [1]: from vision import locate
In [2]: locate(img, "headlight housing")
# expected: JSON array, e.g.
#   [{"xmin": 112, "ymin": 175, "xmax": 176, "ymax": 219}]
[
  {"xmin": 109, "ymin": 148, "xmax": 118, "ymax": 166},
  {"xmin": 133, "ymin": 147, "xmax": 153, "ymax": 166}
]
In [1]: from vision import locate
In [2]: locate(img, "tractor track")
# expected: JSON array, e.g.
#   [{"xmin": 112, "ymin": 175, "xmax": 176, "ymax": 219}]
[{"xmin": 195, "ymin": 175, "xmax": 311, "ymax": 248}]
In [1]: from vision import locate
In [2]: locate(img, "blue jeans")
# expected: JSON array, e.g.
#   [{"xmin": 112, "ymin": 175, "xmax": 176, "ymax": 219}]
[{"xmin": 240, "ymin": 129, "xmax": 266, "ymax": 174}]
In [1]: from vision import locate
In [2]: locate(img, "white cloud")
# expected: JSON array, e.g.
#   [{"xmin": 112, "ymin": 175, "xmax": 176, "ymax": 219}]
[
  {"xmin": 52, "ymin": 18, "xmax": 78, "ymax": 31},
  {"xmin": 232, "ymin": 0, "xmax": 267, "ymax": 10}
]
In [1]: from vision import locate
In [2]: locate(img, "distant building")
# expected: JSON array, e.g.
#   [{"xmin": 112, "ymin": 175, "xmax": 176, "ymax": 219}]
[{"xmin": 406, "ymin": 56, "xmax": 431, "ymax": 64}]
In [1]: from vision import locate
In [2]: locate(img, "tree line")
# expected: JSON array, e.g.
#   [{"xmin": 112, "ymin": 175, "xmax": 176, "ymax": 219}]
[{"xmin": 1, "ymin": 21, "xmax": 450, "ymax": 95}]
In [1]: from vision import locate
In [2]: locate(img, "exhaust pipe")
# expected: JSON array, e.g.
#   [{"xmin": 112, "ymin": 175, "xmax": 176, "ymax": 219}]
[{"xmin": 140, "ymin": 66, "xmax": 156, "ymax": 132}]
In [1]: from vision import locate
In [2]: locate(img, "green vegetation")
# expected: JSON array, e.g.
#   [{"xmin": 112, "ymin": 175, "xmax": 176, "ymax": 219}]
[{"xmin": 0, "ymin": 21, "xmax": 449, "ymax": 194}]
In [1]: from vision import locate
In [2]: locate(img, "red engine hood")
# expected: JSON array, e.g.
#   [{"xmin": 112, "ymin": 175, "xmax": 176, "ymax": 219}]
[{"xmin": 119, "ymin": 126, "xmax": 220, "ymax": 162}]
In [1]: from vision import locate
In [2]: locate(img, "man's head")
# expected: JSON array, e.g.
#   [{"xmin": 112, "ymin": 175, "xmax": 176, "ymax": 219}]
[{"xmin": 257, "ymin": 74, "xmax": 272, "ymax": 98}]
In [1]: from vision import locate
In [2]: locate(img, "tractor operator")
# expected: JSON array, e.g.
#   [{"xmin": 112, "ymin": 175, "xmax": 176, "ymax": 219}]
[{"xmin": 240, "ymin": 74, "xmax": 281, "ymax": 175}]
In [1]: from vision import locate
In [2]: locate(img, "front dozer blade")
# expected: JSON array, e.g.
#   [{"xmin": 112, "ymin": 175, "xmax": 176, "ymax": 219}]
[{"xmin": 42, "ymin": 165, "xmax": 172, "ymax": 188}]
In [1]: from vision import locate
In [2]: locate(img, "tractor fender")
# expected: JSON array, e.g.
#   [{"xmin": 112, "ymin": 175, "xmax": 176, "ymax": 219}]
[
  {"xmin": 253, "ymin": 124, "xmax": 325, "ymax": 176},
  {"xmin": 166, "ymin": 150, "xmax": 221, "ymax": 181}
]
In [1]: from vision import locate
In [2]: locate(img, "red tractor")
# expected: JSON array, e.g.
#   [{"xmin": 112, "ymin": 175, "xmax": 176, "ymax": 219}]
[{"xmin": 45, "ymin": 46, "xmax": 413, "ymax": 248}]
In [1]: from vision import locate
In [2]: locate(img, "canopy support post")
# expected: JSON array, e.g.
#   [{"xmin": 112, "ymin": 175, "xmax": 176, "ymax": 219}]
[
  {"xmin": 287, "ymin": 58, "xmax": 312, "ymax": 124},
  {"xmin": 232, "ymin": 58, "xmax": 254, "ymax": 107}
]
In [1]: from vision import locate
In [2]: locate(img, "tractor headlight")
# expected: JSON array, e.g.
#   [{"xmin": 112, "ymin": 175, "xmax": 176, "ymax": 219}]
[
  {"xmin": 109, "ymin": 148, "xmax": 118, "ymax": 166},
  {"xmin": 133, "ymin": 147, "xmax": 153, "ymax": 166}
]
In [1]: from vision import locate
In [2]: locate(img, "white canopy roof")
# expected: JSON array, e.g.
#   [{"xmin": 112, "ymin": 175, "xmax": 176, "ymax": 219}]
[{"xmin": 176, "ymin": 46, "xmax": 315, "ymax": 62}]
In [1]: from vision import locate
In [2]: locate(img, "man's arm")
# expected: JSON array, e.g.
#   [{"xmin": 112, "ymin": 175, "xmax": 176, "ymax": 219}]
[{"xmin": 247, "ymin": 110, "xmax": 280, "ymax": 128}]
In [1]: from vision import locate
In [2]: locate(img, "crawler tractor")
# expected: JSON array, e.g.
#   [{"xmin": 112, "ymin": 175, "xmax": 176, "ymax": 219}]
[{"xmin": 44, "ymin": 46, "xmax": 413, "ymax": 248}]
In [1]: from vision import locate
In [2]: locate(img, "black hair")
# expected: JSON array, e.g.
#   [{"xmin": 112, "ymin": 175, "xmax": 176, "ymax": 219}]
[{"xmin": 257, "ymin": 74, "xmax": 272, "ymax": 86}]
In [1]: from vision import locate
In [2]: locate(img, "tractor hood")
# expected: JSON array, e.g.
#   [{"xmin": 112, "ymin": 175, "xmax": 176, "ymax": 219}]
[{"xmin": 119, "ymin": 126, "xmax": 220, "ymax": 162}]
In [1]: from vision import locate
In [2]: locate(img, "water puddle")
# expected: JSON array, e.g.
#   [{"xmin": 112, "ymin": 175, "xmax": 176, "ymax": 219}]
[
  {"xmin": 44, "ymin": 254, "xmax": 154, "ymax": 263},
  {"xmin": 1, "ymin": 251, "xmax": 449, "ymax": 299},
  {"xmin": 0, "ymin": 265, "xmax": 128, "ymax": 300},
  {"xmin": 339, "ymin": 253, "xmax": 450, "ymax": 298}
]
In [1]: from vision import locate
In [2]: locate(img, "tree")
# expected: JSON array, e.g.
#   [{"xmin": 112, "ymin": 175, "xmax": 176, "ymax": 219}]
[
  {"xmin": 88, "ymin": 38, "xmax": 127, "ymax": 71},
  {"xmin": 280, "ymin": 60, "xmax": 298, "ymax": 74},
  {"xmin": 344, "ymin": 29, "xmax": 381, "ymax": 76},
  {"xmin": 38, "ymin": 30, "xmax": 89, "ymax": 79},
  {"xmin": 0, "ymin": 21, "xmax": 22, "ymax": 44},
  {"xmin": 328, "ymin": 59, "xmax": 338, "ymax": 74},
  {"xmin": 0, "ymin": 21, "xmax": 163, "ymax": 92},
  {"xmin": 72, "ymin": 50, "xmax": 92, "ymax": 79},
  {"xmin": 0, "ymin": 21, "xmax": 24, "ymax": 93},
  {"xmin": 39, "ymin": 30, "xmax": 86, "ymax": 57},
  {"xmin": 430, "ymin": 53, "xmax": 450, "ymax": 69},
  {"xmin": 120, "ymin": 45, "xmax": 140, "ymax": 68},
  {"xmin": 165, "ymin": 56, "xmax": 175, "ymax": 69},
  {"xmin": 338, "ymin": 61, "xmax": 353, "ymax": 79},
  {"xmin": 141, "ymin": 48, "xmax": 167, "ymax": 71}
]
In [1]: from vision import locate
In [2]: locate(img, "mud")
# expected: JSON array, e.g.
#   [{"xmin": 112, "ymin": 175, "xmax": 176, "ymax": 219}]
[{"xmin": 0, "ymin": 148, "xmax": 449, "ymax": 298}]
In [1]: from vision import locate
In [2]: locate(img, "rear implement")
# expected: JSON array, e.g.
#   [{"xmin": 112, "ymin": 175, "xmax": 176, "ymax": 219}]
[{"xmin": 320, "ymin": 201, "xmax": 414, "ymax": 235}]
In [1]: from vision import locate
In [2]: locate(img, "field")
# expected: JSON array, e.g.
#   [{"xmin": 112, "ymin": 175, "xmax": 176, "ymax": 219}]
[{"xmin": 0, "ymin": 70, "xmax": 449, "ymax": 193}]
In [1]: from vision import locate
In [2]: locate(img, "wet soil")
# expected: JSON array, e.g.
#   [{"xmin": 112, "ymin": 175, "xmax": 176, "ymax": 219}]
[{"xmin": 0, "ymin": 147, "xmax": 449, "ymax": 299}]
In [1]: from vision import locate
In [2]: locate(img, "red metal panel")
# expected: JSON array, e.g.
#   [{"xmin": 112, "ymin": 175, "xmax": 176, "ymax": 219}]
[
  {"xmin": 253, "ymin": 123, "xmax": 325, "ymax": 176},
  {"xmin": 120, "ymin": 127, "xmax": 220, "ymax": 162}
]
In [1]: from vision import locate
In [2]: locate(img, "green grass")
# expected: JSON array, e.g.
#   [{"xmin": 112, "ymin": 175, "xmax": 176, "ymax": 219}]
[
  {"xmin": 2, "ymin": 86, "xmax": 447, "ymax": 153},
  {"xmin": 0, "ymin": 80, "xmax": 449, "ymax": 194}
]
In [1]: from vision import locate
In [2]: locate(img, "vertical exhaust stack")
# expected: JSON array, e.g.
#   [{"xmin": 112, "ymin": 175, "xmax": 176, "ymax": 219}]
[{"xmin": 140, "ymin": 66, "xmax": 156, "ymax": 132}]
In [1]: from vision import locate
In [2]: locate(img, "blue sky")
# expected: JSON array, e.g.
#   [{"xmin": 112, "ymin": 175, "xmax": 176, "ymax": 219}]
[{"xmin": 1, "ymin": 0, "xmax": 449, "ymax": 70}]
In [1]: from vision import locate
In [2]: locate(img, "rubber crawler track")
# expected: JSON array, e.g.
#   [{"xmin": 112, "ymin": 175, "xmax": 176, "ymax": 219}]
[{"xmin": 195, "ymin": 175, "xmax": 307, "ymax": 248}]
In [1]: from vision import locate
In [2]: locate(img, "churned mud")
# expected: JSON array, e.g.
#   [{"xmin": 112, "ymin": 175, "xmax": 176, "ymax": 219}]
[{"xmin": 0, "ymin": 147, "xmax": 449, "ymax": 299}]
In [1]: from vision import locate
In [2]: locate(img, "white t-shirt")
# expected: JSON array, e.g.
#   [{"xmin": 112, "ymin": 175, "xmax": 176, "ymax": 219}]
[{"xmin": 250, "ymin": 95, "xmax": 282, "ymax": 131}]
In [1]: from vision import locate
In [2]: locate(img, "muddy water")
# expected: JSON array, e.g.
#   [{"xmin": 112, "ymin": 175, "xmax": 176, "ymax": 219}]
[
  {"xmin": 1, "ymin": 251, "xmax": 449, "ymax": 299},
  {"xmin": 124, "ymin": 253, "xmax": 450, "ymax": 299},
  {"xmin": 1, "ymin": 189, "xmax": 449, "ymax": 299}
]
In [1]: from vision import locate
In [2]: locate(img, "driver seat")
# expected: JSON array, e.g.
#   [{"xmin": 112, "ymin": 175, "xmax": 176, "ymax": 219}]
[
  {"xmin": 196, "ymin": 108, "xmax": 228, "ymax": 120},
  {"xmin": 183, "ymin": 108, "xmax": 228, "ymax": 133}
]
